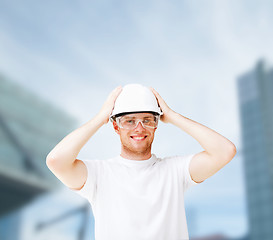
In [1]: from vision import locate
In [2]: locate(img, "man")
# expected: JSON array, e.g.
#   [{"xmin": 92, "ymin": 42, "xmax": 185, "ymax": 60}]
[{"xmin": 46, "ymin": 84, "xmax": 236, "ymax": 240}]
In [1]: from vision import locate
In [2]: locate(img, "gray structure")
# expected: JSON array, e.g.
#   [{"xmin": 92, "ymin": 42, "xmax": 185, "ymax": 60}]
[
  {"xmin": 0, "ymin": 74, "xmax": 77, "ymax": 239},
  {"xmin": 237, "ymin": 60, "xmax": 273, "ymax": 240}
]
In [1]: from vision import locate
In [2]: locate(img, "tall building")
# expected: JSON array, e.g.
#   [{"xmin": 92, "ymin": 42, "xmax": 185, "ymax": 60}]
[
  {"xmin": 237, "ymin": 60, "xmax": 273, "ymax": 240},
  {"xmin": 0, "ymin": 74, "xmax": 77, "ymax": 239}
]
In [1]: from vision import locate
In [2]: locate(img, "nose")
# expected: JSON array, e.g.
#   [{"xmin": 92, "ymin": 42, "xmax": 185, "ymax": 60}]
[{"xmin": 134, "ymin": 121, "xmax": 145, "ymax": 131}]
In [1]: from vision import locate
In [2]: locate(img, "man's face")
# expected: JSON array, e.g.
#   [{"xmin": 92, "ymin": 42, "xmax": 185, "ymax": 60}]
[{"xmin": 113, "ymin": 113, "xmax": 158, "ymax": 157}]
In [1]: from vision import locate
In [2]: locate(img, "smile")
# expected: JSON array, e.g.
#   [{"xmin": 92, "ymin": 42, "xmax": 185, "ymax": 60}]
[{"xmin": 130, "ymin": 136, "xmax": 147, "ymax": 141}]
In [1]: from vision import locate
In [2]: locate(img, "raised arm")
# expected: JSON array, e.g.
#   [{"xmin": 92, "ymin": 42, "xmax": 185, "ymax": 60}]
[
  {"xmin": 151, "ymin": 88, "xmax": 236, "ymax": 183},
  {"xmin": 46, "ymin": 86, "xmax": 122, "ymax": 190}
]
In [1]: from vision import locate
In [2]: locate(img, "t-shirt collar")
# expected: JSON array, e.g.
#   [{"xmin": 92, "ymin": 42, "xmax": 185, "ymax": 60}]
[{"xmin": 116, "ymin": 154, "xmax": 157, "ymax": 167}]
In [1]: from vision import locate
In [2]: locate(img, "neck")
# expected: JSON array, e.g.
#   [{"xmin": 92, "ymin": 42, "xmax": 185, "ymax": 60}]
[{"xmin": 120, "ymin": 147, "xmax": 152, "ymax": 160}]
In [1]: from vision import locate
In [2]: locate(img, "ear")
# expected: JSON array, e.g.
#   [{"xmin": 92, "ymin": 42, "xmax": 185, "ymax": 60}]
[{"xmin": 113, "ymin": 121, "xmax": 120, "ymax": 135}]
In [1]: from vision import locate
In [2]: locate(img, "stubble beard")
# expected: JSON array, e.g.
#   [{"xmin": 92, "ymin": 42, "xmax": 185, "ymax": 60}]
[{"xmin": 120, "ymin": 137, "xmax": 154, "ymax": 158}]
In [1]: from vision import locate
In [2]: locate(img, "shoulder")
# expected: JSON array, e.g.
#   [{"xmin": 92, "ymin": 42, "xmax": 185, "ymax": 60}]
[
  {"xmin": 152, "ymin": 154, "xmax": 196, "ymax": 170},
  {"xmin": 78, "ymin": 158, "xmax": 109, "ymax": 170},
  {"xmin": 80, "ymin": 156, "xmax": 119, "ymax": 167},
  {"xmin": 80, "ymin": 158, "xmax": 101, "ymax": 166},
  {"xmin": 158, "ymin": 154, "xmax": 196, "ymax": 163}
]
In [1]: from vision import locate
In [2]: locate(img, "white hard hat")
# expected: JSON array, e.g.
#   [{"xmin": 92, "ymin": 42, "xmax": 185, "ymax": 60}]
[{"xmin": 110, "ymin": 84, "xmax": 163, "ymax": 120}]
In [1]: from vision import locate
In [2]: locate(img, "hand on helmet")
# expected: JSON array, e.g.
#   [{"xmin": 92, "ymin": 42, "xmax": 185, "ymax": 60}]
[
  {"xmin": 150, "ymin": 88, "xmax": 175, "ymax": 124},
  {"xmin": 98, "ymin": 86, "xmax": 123, "ymax": 124}
]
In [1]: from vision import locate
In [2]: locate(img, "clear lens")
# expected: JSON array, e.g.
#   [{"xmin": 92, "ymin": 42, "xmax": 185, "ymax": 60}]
[{"xmin": 116, "ymin": 115, "xmax": 159, "ymax": 129}]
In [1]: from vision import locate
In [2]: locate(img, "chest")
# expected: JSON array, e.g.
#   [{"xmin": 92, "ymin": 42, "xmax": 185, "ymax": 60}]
[{"xmin": 96, "ymin": 163, "xmax": 182, "ymax": 206}]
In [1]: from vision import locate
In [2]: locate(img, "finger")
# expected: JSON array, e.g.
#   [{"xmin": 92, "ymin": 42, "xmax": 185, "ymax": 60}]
[
  {"xmin": 111, "ymin": 86, "xmax": 123, "ymax": 96},
  {"xmin": 150, "ymin": 87, "xmax": 160, "ymax": 102},
  {"xmin": 150, "ymin": 87, "xmax": 158, "ymax": 96},
  {"xmin": 151, "ymin": 87, "xmax": 164, "ymax": 103},
  {"xmin": 112, "ymin": 86, "xmax": 123, "ymax": 99},
  {"xmin": 151, "ymin": 88, "xmax": 166, "ymax": 105},
  {"xmin": 107, "ymin": 86, "xmax": 123, "ymax": 102}
]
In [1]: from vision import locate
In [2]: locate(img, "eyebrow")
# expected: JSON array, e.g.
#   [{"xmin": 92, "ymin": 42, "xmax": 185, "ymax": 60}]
[{"xmin": 122, "ymin": 116, "xmax": 154, "ymax": 120}]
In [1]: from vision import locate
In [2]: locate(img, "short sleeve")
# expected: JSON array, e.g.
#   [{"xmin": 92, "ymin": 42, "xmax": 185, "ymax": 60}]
[
  {"xmin": 70, "ymin": 159, "xmax": 99, "ymax": 204},
  {"xmin": 169, "ymin": 153, "xmax": 201, "ymax": 192},
  {"xmin": 182, "ymin": 153, "xmax": 200, "ymax": 191}
]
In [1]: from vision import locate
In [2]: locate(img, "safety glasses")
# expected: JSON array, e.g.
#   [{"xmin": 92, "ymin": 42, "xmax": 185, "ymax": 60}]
[{"xmin": 115, "ymin": 114, "xmax": 159, "ymax": 130}]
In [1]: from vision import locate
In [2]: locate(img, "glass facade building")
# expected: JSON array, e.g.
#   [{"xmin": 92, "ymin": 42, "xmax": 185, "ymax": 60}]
[
  {"xmin": 237, "ymin": 60, "xmax": 273, "ymax": 240},
  {"xmin": 0, "ymin": 74, "xmax": 78, "ymax": 239}
]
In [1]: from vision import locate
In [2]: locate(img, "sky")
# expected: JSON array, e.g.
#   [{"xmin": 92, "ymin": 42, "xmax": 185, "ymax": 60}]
[{"xmin": 1, "ymin": 0, "xmax": 273, "ymax": 239}]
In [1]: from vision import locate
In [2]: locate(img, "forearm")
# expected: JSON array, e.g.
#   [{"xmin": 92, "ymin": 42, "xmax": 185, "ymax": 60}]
[
  {"xmin": 46, "ymin": 114, "xmax": 105, "ymax": 167},
  {"xmin": 46, "ymin": 86, "xmax": 122, "ymax": 169},
  {"xmin": 168, "ymin": 111, "xmax": 236, "ymax": 158}
]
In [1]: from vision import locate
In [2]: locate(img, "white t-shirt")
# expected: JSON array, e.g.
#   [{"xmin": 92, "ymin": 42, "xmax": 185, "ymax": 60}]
[{"xmin": 71, "ymin": 153, "xmax": 200, "ymax": 240}]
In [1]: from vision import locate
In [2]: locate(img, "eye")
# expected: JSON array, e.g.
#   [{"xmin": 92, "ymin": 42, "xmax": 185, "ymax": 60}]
[
  {"xmin": 143, "ymin": 119, "xmax": 152, "ymax": 123},
  {"xmin": 126, "ymin": 120, "xmax": 135, "ymax": 125}
]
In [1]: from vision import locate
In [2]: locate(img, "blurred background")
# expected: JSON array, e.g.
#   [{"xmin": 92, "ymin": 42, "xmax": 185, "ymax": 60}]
[{"xmin": 0, "ymin": 0, "xmax": 272, "ymax": 239}]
